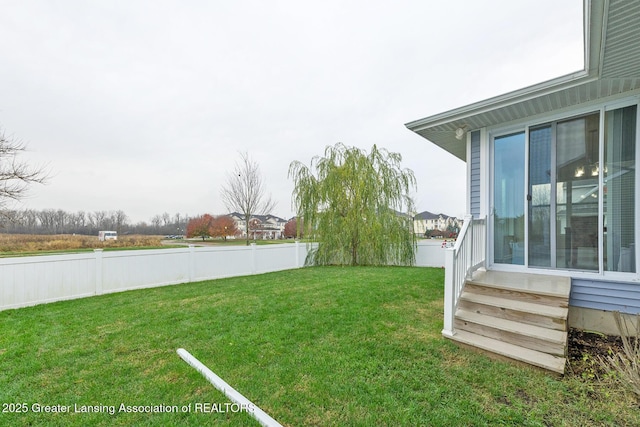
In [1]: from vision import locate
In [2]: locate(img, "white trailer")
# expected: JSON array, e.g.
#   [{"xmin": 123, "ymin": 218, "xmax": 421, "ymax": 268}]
[{"xmin": 98, "ymin": 231, "xmax": 118, "ymax": 241}]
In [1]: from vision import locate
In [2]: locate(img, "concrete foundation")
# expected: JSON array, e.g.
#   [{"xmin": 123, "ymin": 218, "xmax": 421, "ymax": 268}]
[{"xmin": 568, "ymin": 306, "xmax": 639, "ymax": 336}]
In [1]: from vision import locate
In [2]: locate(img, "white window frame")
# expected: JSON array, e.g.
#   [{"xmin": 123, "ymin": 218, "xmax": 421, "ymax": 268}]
[{"xmin": 485, "ymin": 95, "xmax": 640, "ymax": 281}]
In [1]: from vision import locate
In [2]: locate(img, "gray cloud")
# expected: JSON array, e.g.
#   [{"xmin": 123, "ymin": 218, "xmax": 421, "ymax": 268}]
[{"xmin": 0, "ymin": 0, "xmax": 583, "ymax": 223}]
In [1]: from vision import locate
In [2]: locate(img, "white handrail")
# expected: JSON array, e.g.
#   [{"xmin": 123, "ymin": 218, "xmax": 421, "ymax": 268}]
[{"xmin": 442, "ymin": 215, "xmax": 486, "ymax": 337}]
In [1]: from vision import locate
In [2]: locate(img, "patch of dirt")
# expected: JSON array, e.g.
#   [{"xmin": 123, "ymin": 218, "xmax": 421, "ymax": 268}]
[{"xmin": 566, "ymin": 328, "xmax": 626, "ymax": 378}]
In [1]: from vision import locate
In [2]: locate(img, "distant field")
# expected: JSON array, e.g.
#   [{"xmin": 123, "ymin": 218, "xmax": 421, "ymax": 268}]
[
  {"xmin": 0, "ymin": 234, "xmax": 295, "ymax": 256},
  {"xmin": 0, "ymin": 234, "xmax": 164, "ymax": 255}
]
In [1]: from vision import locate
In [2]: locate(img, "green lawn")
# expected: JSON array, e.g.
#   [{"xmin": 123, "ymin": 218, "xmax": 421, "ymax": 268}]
[{"xmin": 0, "ymin": 267, "xmax": 637, "ymax": 426}]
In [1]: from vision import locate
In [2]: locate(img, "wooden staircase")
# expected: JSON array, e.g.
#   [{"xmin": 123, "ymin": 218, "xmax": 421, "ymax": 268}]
[{"xmin": 447, "ymin": 270, "xmax": 571, "ymax": 374}]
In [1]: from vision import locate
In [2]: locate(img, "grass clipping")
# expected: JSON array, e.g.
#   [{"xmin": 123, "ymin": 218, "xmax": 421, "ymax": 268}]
[{"xmin": 597, "ymin": 311, "xmax": 640, "ymax": 398}]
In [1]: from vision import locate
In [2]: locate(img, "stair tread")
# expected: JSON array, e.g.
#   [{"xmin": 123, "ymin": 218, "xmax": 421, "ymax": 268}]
[
  {"xmin": 469, "ymin": 270, "xmax": 570, "ymax": 298},
  {"xmin": 455, "ymin": 309, "xmax": 567, "ymax": 344},
  {"xmin": 447, "ymin": 330, "xmax": 566, "ymax": 374},
  {"xmin": 460, "ymin": 291, "xmax": 568, "ymax": 319}
]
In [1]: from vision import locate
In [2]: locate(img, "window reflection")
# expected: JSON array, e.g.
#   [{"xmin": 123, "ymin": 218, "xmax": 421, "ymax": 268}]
[
  {"xmin": 529, "ymin": 125, "xmax": 552, "ymax": 267},
  {"xmin": 556, "ymin": 113, "xmax": 600, "ymax": 270},
  {"xmin": 494, "ymin": 132, "xmax": 525, "ymax": 265},
  {"xmin": 604, "ymin": 105, "xmax": 636, "ymax": 272}
]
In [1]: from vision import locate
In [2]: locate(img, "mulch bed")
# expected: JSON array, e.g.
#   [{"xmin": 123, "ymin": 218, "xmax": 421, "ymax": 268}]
[{"xmin": 567, "ymin": 328, "xmax": 627, "ymax": 378}]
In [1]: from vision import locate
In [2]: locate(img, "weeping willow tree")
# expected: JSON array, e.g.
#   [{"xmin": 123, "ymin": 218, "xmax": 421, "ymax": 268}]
[{"xmin": 289, "ymin": 143, "xmax": 416, "ymax": 266}]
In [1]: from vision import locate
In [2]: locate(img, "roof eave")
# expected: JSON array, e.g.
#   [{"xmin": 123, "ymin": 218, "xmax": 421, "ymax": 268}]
[
  {"xmin": 405, "ymin": 0, "xmax": 607, "ymax": 160},
  {"xmin": 404, "ymin": 70, "xmax": 593, "ymax": 133}
]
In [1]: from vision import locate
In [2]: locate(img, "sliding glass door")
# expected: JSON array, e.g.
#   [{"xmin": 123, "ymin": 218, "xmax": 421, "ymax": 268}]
[
  {"xmin": 525, "ymin": 113, "xmax": 600, "ymax": 270},
  {"xmin": 494, "ymin": 105, "xmax": 637, "ymax": 274}
]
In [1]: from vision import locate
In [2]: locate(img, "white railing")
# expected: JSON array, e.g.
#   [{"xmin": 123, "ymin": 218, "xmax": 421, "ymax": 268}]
[
  {"xmin": 442, "ymin": 215, "xmax": 486, "ymax": 337},
  {"xmin": 0, "ymin": 241, "xmax": 447, "ymax": 312}
]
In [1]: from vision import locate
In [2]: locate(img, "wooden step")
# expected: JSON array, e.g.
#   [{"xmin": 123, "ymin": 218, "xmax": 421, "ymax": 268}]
[
  {"xmin": 464, "ymin": 282, "xmax": 568, "ymax": 308},
  {"xmin": 455, "ymin": 310, "xmax": 566, "ymax": 356},
  {"xmin": 450, "ymin": 270, "xmax": 570, "ymax": 374},
  {"xmin": 458, "ymin": 292, "xmax": 568, "ymax": 331},
  {"xmin": 467, "ymin": 270, "xmax": 570, "ymax": 307},
  {"xmin": 448, "ymin": 329, "xmax": 566, "ymax": 374},
  {"xmin": 469, "ymin": 270, "xmax": 571, "ymax": 297}
]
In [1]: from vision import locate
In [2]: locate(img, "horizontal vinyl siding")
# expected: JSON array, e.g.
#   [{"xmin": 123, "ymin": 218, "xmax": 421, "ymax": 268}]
[
  {"xmin": 470, "ymin": 131, "xmax": 481, "ymax": 218},
  {"xmin": 570, "ymin": 279, "xmax": 640, "ymax": 314}
]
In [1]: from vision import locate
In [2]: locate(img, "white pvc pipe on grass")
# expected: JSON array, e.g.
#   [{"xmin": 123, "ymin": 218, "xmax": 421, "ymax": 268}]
[{"xmin": 176, "ymin": 348, "xmax": 283, "ymax": 427}]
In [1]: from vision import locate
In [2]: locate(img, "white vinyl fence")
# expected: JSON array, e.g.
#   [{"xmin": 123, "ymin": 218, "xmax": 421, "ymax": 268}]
[{"xmin": 0, "ymin": 240, "xmax": 446, "ymax": 312}]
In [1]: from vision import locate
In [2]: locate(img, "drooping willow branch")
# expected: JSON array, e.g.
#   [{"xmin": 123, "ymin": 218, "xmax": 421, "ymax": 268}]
[{"xmin": 289, "ymin": 143, "xmax": 416, "ymax": 266}]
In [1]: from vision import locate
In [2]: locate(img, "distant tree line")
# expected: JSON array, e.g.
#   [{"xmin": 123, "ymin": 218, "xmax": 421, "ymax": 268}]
[{"xmin": 0, "ymin": 209, "xmax": 193, "ymax": 236}]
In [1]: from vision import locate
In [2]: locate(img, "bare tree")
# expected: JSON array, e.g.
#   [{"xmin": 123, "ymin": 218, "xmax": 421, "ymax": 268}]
[
  {"xmin": 161, "ymin": 212, "xmax": 171, "ymax": 227},
  {"xmin": 91, "ymin": 211, "xmax": 108, "ymax": 230},
  {"xmin": 53, "ymin": 209, "xmax": 68, "ymax": 234},
  {"xmin": 74, "ymin": 210, "xmax": 87, "ymax": 230},
  {"xmin": 23, "ymin": 209, "xmax": 38, "ymax": 231},
  {"xmin": 150, "ymin": 214, "xmax": 162, "ymax": 232},
  {"xmin": 113, "ymin": 210, "xmax": 128, "ymax": 234},
  {"xmin": 0, "ymin": 129, "xmax": 48, "ymax": 217},
  {"xmin": 37, "ymin": 209, "xmax": 56, "ymax": 233},
  {"xmin": 221, "ymin": 152, "xmax": 276, "ymax": 246}
]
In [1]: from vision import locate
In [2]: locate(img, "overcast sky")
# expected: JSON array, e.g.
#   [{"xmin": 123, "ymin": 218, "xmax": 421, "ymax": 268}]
[{"xmin": 0, "ymin": 0, "xmax": 584, "ymax": 224}]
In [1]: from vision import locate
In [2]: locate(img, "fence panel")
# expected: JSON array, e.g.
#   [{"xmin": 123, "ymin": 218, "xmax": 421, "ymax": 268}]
[
  {"xmin": 415, "ymin": 241, "xmax": 447, "ymax": 267},
  {"xmin": 192, "ymin": 246, "xmax": 254, "ymax": 281},
  {"xmin": 101, "ymin": 248, "xmax": 191, "ymax": 293},
  {"xmin": 1, "ymin": 241, "xmax": 446, "ymax": 312},
  {"xmin": 0, "ymin": 253, "xmax": 96, "ymax": 310},
  {"xmin": 255, "ymin": 245, "xmax": 299, "ymax": 273}
]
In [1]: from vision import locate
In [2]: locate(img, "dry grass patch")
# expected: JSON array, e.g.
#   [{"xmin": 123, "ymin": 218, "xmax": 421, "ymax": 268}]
[
  {"xmin": 0, "ymin": 233, "xmax": 163, "ymax": 253},
  {"xmin": 596, "ymin": 312, "xmax": 640, "ymax": 399}
]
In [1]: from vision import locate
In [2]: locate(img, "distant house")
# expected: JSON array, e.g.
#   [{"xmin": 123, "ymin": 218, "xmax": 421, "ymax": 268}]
[
  {"xmin": 228, "ymin": 212, "xmax": 287, "ymax": 239},
  {"xmin": 413, "ymin": 211, "xmax": 462, "ymax": 236}
]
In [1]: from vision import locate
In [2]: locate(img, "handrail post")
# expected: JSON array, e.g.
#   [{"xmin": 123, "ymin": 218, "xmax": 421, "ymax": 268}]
[
  {"xmin": 442, "ymin": 247, "xmax": 455, "ymax": 337},
  {"xmin": 467, "ymin": 218, "xmax": 474, "ymax": 275}
]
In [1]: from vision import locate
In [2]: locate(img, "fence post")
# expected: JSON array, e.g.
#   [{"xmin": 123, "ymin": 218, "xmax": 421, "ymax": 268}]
[
  {"xmin": 94, "ymin": 249, "xmax": 103, "ymax": 295},
  {"xmin": 251, "ymin": 243, "xmax": 257, "ymax": 274},
  {"xmin": 188, "ymin": 244, "xmax": 195, "ymax": 283}
]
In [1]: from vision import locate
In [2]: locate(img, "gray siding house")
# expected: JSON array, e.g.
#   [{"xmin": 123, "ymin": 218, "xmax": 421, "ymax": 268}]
[{"xmin": 406, "ymin": 0, "xmax": 640, "ymax": 373}]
